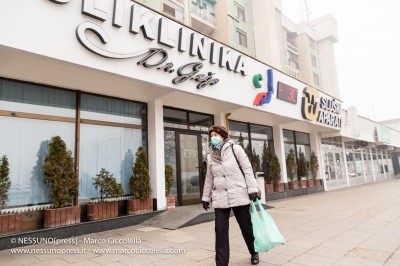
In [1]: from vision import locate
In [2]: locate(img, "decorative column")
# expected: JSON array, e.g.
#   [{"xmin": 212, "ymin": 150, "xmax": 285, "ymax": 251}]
[
  {"xmin": 273, "ymin": 125, "xmax": 287, "ymax": 187},
  {"xmin": 148, "ymin": 99, "xmax": 166, "ymax": 210}
]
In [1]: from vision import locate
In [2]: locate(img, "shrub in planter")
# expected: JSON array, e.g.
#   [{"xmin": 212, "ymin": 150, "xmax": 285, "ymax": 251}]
[
  {"xmin": 310, "ymin": 151, "xmax": 321, "ymax": 185},
  {"xmin": 261, "ymin": 142, "xmax": 274, "ymax": 194},
  {"xmin": 270, "ymin": 154, "xmax": 284, "ymax": 192},
  {"xmin": 88, "ymin": 168, "xmax": 124, "ymax": 220},
  {"xmin": 297, "ymin": 151, "xmax": 308, "ymax": 188},
  {"xmin": 128, "ymin": 147, "xmax": 152, "ymax": 214},
  {"xmin": 165, "ymin": 164, "xmax": 175, "ymax": 209},
  {"xmin": 0, "ymin": 155, "xmax": 22, "ymax": 235},
  {"xmin": 306, "ymin": 161, "xmax": 315, "ymax": 187},
  {"xmin": 42, "ymin": 136, "xmax": 80, "ymax": 228},
  {"xmin": 286, "ymin": 149, "xmax": 298, "ymax": 190}
]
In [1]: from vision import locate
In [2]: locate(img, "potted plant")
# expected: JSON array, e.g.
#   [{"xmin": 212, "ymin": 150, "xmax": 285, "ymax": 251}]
[
  {"xmin": 306, "ymin": 161, "xmax": 315, "ymax": 187},
  {"xmin": 87, "ymin": 168, "xmax": 124, "ymax": 220},
  {"xmin": 270, "ymin": 154, "xmax": 284, "ymax": 192},
  {"xmin": 310, "ymin": 151, "xmax": 321, "ymax": 186},
  {"xmin": 42, "ymin": 136, "xmax": 79, "ymax": 228},
  {"xmin": 0, "ymin": 155, "xmax": 22, "ymax": 235},
  {"xmin": 127, "ymin": 147, "xmax": 153, "ymax": 214},
  {"xmin": 297, "ymin": 151, "xmax": 308, "ymax": 188},
  {"xmin": 286, "ymin": 149, "xmax": 298, "ymax": 189},
  {"xmin": 261, "ymin": 142, "xmax": 274, "ymax": 194},
  {"xmin": 165, "ymin": 164, "xmax": 175, "ymax": 209}
]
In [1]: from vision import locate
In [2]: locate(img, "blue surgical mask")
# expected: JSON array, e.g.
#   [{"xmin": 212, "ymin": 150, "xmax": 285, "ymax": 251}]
[{"xmin": 210, "ymin": 136, "xmax": 222, "ymax": 146}]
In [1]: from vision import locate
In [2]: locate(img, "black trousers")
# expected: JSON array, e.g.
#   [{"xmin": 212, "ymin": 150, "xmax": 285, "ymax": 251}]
[{"xmin": 214, "ymin": 204, "xmax": 255, "ymax": 266}]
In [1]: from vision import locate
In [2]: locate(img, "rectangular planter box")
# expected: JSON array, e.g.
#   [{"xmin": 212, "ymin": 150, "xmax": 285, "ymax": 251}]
[
  {"xmin": 44, "ymin": 206, "xmax": 80, "ymax": 228},
  {"xmin": 307, "ymin": 179, "xmax": 315, "ymax": 187},
  {"xmin": 87, "ymin": 201, "xmax": 119, "ymax": 221},
  {"xmin": 299, "ymin": 180, "xmax": 307, "ymax": 188},
  {"xmin": 315, "ymin": 179, "xmax": 322, "ymax": 186},
  {"xmin": 265, "ymin": 184, "xmax": 274, "ymax": 194},
  {"xmin": 288, "ymin": 181, "xmax": 299, "ymax": 190},
  {"xmin": 274, "ymin": 183, "xmax": 285, "ymax": 192},
  {"xmin": 127, "ymin": 199, "xmax": 153, "ymax": 214},
  {"xmin": 0, "ymin": 213, "xmax": 22, "ymax": 235},
  {"xmin": 166, "ymin": 196, "xmax": 176, "ymax": 209}
]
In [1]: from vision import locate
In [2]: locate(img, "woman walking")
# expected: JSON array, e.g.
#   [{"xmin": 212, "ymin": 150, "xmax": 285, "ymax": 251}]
[{"xmin": 202, "ymin": 125, "xmax": 260, "ymax": 265}]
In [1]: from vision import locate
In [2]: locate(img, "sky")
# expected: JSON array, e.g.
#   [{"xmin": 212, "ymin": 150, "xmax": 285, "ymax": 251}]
[{"xmin": 281, "ymin": 0, "xmax": 400, "ymax": 122}]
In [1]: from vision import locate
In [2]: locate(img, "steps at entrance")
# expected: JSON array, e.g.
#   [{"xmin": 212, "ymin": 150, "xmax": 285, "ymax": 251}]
[
  {"xmin": 142, "ymin": 203, "xmax": 272, "ymax": 230},
  {"xmin": 142, "ymin": 204, "xmax": 213, "ymax": 229}
]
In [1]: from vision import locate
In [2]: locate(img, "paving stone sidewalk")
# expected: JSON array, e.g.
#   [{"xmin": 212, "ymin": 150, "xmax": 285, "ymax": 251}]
[{"xmin": 1, "ymin": 179, "xmax": 400, "ymax": 266}]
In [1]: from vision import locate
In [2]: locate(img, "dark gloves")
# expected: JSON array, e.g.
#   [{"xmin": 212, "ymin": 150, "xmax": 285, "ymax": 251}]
[
  {"xmin": 202, "ymin": 201, "xmax": 210, "ymax": 211},
  {"xmin": 249, "ymin": 191, "xmax": 261, "ymax": 202}
]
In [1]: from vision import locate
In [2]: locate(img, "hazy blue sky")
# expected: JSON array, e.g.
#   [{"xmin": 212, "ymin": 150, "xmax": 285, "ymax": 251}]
[{"xmin": 281, "ymin": 0, "xmax": 400, "ymax": 122}]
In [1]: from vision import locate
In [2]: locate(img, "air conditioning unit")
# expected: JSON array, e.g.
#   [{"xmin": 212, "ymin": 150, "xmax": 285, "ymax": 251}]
[
  {"xmin": 358, "ymin": 141, "xmax": 375, "ymax": 149},
  {"xmin": 359, "ymin": 141, "xmax": 368, "ymax": 147},
  {"xmin": 380, "ymin": 145, "xmax": 394, "ymax": 151}
]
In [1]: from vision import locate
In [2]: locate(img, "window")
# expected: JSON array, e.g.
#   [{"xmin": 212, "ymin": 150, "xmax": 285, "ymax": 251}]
[
  {"xmin": 79, "ymin": 94, "xmax": 146, "ymax": 201},
  {"xmin": 163, "ymin": 4, "xmax": 175, "ymax": 17},
  {"xmin": 235, "ymin": 2, "xmax": 245, "ymax": 22},
  {"xmin": 283, "ymin": 129, "xmax": 311, "ymax": 179},
  {"xmin": 229, "ymin": 120, "xmax": 274, "ymax": 173},
  {"xmin": 0, "ymin": 79, "xmax": 76, "ymax": 206},
  {"xmin": 288, "ymin": 51, "xmax": 299, "ymax": 69},
  {"xmin": 309, "ymin": 36, "xmax": 315, "ymax": 49},
  {"xmin": 163, "ymin": 107, "xmax": 213, "ymax": 132},
  {"xmin": 311, "ymin": 55, "xmax": 317, "ymax": 67},
  {"xmin": 0, "ymin": 78, "xmax": 147, "ymax": 206},
  {"xmin": 163, "ymin": 1, "xmax": 184, "ymax": 22},
  {"xmin": 313, "ymin": 72, "xmax": 320, "ymax": 86},
  {"xmin": 236, "ymin": 29, "xmax": 247, "ymax": 48}
]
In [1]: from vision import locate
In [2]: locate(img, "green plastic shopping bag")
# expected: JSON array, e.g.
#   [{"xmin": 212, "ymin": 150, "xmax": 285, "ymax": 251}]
[{"xmin": 251, "ymin": 199, "xmax": 285, "ymax": 252}]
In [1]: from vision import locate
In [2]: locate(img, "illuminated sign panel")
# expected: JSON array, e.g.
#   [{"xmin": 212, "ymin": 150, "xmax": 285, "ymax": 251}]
[{"xmin": 277, "ymin": 82, "xmax": 298, "ymax": 104}]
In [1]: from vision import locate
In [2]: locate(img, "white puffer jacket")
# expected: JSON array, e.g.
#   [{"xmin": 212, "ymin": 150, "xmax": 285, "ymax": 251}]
[{"xmin": 201, "ymin": 139, "xmax": 259, "ymax": 208}]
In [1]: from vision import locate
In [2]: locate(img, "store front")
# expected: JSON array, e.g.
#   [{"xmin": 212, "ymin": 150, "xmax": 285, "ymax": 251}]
[
  {"xmin": 320, "ymin": 110, "xmax": 400, "ymax": 191},
  {"xmin": 1, "ymin": 0, "xmax": 400, "ymax": 215}
]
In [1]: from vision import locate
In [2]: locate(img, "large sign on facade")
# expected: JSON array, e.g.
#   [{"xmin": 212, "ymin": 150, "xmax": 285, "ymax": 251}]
[
  {"xmin": 0, "ymin": 0, "xmax": 343, "ymax": 131},
  {"xmin": 301, "ymin": 87, "xmax": 342, "ymax": 129}
]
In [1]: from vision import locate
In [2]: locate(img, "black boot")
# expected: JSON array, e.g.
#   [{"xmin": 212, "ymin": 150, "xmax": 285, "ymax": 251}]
[{"xmin": 251, "ymin": 253, "xmax": 259, "ymax": 265}]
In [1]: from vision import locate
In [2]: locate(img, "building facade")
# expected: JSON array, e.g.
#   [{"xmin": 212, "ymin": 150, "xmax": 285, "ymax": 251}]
[{"xmin": 0, "ymin": 0, "xmax": 399, "ymax": 216}]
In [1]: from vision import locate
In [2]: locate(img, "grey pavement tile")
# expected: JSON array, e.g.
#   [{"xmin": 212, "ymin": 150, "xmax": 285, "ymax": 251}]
[
  {"xmin": 347, "ymin": 248, "xmax": 391, "ymax": 261},
  {"xmin": 318, "ymin": 240, "xmax": 357, "ymax": 251},
  {"xmin": 89, "ymin": 253, "xmax": 131, "ymax": 265},
  {"xmin": 29, "ymin": 258, "xmax": 70, "ymax": 266},
  {"xmin": 306, "ymin": 246, "xmax": 348, "ymax": 260},
  {"xmin": 392, "ymin": 249, "xmax": 400, "ymax": 259},
  {"xmin": 333, "ymin": 256, "xmax": 384, "ymax": 266},
  {"xmin": 290, "ymin": 253, "xmax": 337, "ymax": 266},
  {"xmin": 285, "ymin": 239, "xmax": 320, "ymax": 249},
  {"xmin": 118, "ymin": 254, "xmax": 164, "ymax": 265},
  {"xmin": 271, "ymin": 245, "xmax": 309, "ymax": 257},
  {"xmin": 150, "ymin": 255, "xmax": 198, "ymax": 266},
  {"xmin": 103, "ymin": 262, "xmax": 127, "ymax": 266},
  {"xmin": 384, "ymin": 258, "xmax": 400, "ymax": 266},
  {"xmin": 261, "ymin": 252, "xmax": 294, "ymax": 265},
  {"xmin": 66, "ymin": 260, "xmax": 102, "ymax": 266},
  {"xmin": 167, "ymin": 235, "xmax": 199, "ymax": 243},
  {"xmin": 281, "ymin": 262, "xmax": 309, "ymax": 266},
  {"xmin": 0, "ymin": 251, "xmax": 41, "ymax": 266},
  {"xmin": 190, "ymin": 257, "xmax": 217, "ymax": 266},
  {"xmin": 58, "ymin": 252, "xmax": 100, "ymax": 263},
  {"xmin": 182, "ymin": 248, "xmax": 214, "ymax": 261}
]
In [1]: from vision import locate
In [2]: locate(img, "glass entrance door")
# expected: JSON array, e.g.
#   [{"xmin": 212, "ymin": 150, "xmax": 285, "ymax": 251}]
[{"xmin": 179, "ymin": 134, "xmax": 201, "ymax": 205}]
